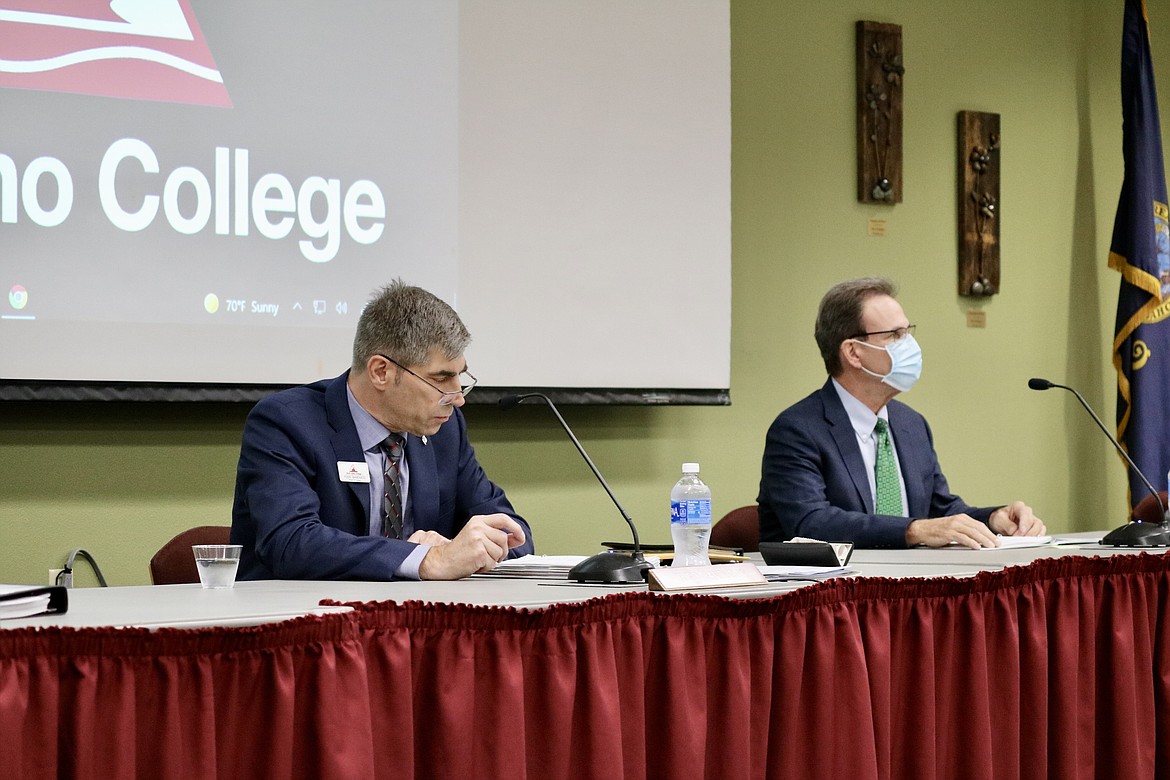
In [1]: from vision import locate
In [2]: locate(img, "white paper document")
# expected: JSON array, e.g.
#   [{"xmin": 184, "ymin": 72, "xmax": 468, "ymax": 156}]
[
  {"xmin": 481, "ymin": 555, "xmax": 590, "ymax": 578},
  {"xmin": 1051, "ymin": 531, "xmax": 1106, "ymax": 545},
  {"xmin": 992, "ymin": 535, "xmax": 1054, "ymax": 549},
  {"xmin": 0, "ymin": 585, "xmax": 53, "ymax": 619},
  {"xmin": 758, "ymin": 565, "xmax": 852, "ymax": 580}
]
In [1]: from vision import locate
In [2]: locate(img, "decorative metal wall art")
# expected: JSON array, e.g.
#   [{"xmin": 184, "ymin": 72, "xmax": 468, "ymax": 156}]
[
  {"xmin": 957, "ymin": 111, "xmax": 1001, "ymax": 296},
  {"xmin": 856, "ymin": 21, "xmax": 904, "ymax": 204}
]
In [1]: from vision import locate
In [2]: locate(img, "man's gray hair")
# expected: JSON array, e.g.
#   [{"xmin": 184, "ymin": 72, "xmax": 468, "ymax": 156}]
[
  {"xmin": 814, "ymin": 277, "xmax": 897, "ymax": 376},
  {"xmin": 351, "ymin": 280, "xmax": 471, "ymax": 370}
]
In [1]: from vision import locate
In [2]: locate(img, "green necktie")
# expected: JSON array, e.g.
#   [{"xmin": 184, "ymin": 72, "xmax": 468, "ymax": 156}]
[{"xmin": 873, "ymin": 418, "xmax": 902, "ymax": 515}]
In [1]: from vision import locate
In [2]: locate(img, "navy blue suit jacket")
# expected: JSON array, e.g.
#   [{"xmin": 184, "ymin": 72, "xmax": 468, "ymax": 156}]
[
  {"xmin": 231, "ymin": 372, "xmax": 533, "ymax": 580},
  {"xmin": 757, "ymin": 380, "xmax": 996, "ymax": 547}
]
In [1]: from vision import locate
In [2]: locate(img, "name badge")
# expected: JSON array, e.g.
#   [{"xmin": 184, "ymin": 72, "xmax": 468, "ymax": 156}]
[{"xmin": 337, "ymin": 461, "xmax": 371, "ymax": 483}]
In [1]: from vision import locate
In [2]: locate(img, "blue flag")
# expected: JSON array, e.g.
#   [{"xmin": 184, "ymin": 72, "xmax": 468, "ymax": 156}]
[{"xmin": 1110, "ymin": 0, "xmax": 1170, "ymax": 508}]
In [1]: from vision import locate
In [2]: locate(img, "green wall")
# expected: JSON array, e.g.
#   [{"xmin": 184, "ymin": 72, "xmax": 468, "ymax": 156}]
[{"xmin": 0, "ymin": 0, "xmax": 1155, "ymax": 586}]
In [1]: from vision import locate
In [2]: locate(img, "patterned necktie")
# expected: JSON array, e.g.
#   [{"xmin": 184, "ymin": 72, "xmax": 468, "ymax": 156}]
[
  {"xmin": 873, "ymin": 418, "xmax": 902, "ymax": 516},
  {"xmin": 382, "ymin": 433, "xmax": 405, "ymax": 539}
]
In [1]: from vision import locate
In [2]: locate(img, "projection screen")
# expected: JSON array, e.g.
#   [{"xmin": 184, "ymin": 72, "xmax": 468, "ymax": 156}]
[{"xmin": 0, "ymin": 1, "xmax": 730, "ymax": 404}]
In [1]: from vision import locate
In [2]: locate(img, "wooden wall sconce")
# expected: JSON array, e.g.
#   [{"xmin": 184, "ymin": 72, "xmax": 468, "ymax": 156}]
[
  {"xmin": 856, "ymin": 21, "xmax": 904, "ymax": 204},
  {"xmin": 957, "ymin": 111, "xmax": 1000, "ymax": 296}
]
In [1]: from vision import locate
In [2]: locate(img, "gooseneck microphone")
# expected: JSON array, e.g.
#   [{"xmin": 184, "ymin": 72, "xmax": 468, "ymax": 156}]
[
  {"xmin": 499, "ymin": 393, "xmax": 654, "ymax": 582},
  {"xmin": 1028, "ymin": 377, "xmax": 1170, "ymax": 546}
]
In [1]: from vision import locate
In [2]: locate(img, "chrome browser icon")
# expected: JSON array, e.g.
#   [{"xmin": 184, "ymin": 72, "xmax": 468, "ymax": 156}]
[{"xmin": 9, "ymin": 284, "xmax": 28, "ymax": 309}]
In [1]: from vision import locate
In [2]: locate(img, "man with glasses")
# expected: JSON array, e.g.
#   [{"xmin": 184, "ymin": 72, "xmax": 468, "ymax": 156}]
[
  {"xmin": 757, "ymin": 277, "xmax": 1045, "ymax": 548},
  {"xmin": 232, "ymin": 280, "xmax": 532, "ymax": 580}
]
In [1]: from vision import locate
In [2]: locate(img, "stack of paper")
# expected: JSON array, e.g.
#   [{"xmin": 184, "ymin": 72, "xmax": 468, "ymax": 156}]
[
  {"xmin": 482, "ymin": 555, "xmax": 590, "ymax": 579},
  {"xmin": 0, "ymin": 585, "xmax": 58, "ymax": 619},
  {"xmin": 1052, "ymin": 531, "xmax": 1106, "ymax": 545},
  {"xmin": 993, "ymin": 535, "xmax": 1054, "ymax": 549},
  {"xmin": 758, "ymin": 565, "xmax": 853, "ymax": 581}
]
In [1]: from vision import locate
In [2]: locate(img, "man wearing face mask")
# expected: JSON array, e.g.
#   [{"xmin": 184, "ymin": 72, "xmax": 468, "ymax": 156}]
[{"xmin": 757, "ymin": 277, "xmax": 1046, "ymax": 548}]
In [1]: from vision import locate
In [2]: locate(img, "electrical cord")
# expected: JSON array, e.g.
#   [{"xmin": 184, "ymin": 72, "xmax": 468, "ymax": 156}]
[{"xmin": 59, "ymin": 548, "xmax": 109, "ymax": 587}]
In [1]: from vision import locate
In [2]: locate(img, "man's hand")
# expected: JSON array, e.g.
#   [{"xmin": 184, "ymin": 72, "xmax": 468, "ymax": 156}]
[
  {"xmin": 988, "ymin": 501, "xmax": 1046, "ymax": 537},
  {"xmin": 417, "ymin": 514, "xmax": 527, "ymax": 580},
  {"xmin": 905, "ymin": 514, "xmax": 1000, "ymax": 549},
  {"xmin": 407, "ymin": 529, "xmax": 451, "ymax": 547}
]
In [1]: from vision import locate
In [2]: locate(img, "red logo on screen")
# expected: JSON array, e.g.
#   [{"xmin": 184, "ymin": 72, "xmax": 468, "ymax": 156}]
[{"xmin": 0, "ymin": 1, "xmax": 231, "ymax": 107}]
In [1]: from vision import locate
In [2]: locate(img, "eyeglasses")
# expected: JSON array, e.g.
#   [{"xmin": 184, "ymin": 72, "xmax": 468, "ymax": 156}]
[
  {"xmin": 852, "ymin": 324, "xmax": 916, "ymax": 342},
  {"xmin": 378, "ymin": 355, "xmax": 478, "ymax": 406}
]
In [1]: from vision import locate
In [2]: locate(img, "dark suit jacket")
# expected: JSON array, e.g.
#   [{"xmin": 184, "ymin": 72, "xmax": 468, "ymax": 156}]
[
  {"xmin": 231, "ymin": 372, "xmax": 532, "ymax": 580},
  {"xmin": 757, "ymin": 380, "xmax": 996, "ymax": 547}
]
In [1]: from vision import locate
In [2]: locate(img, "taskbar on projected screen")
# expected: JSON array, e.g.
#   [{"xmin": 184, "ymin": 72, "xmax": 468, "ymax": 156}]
[{"xmin": 0, "ymin": 295, "xmax": 358, "ymax": 326}]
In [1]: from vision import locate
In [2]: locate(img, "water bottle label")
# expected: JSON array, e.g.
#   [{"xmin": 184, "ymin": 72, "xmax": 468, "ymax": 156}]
[{"xmin": 671, "ymin": 499, "xmax": 711, "ymax": 525}]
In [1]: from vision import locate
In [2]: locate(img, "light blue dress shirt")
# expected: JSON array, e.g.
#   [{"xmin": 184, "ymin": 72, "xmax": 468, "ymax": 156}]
[{"xmin": 346, "ymin": 384, "xmax": 429, "ymax": 578}]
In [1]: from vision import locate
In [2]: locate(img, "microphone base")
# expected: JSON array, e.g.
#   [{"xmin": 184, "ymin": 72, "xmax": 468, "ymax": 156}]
[
  {"xmin": 569, "ymin": 551, "xmax": 655, "ymax": 583},
  {"xmin": 1101, "ymin": 521, "xmax": 1170, "ymax": 547}
]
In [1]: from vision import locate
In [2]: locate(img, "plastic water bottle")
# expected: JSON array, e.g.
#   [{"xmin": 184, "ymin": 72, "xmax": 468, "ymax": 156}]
[{"xmin": 670, "ymin": 462, "xmax": 712, "ymax": 566}]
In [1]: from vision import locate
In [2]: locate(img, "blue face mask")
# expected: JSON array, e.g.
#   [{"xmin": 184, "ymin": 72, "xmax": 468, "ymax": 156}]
[{"xmin": 852, "ymin": 333, "xmax": 923, "ymax": 392}]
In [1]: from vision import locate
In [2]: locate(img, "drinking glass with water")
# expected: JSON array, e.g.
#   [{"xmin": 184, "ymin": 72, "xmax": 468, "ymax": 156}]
[{"xmin": 192, "ymin": 544, "xmax": 242, "ymax": 589}]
